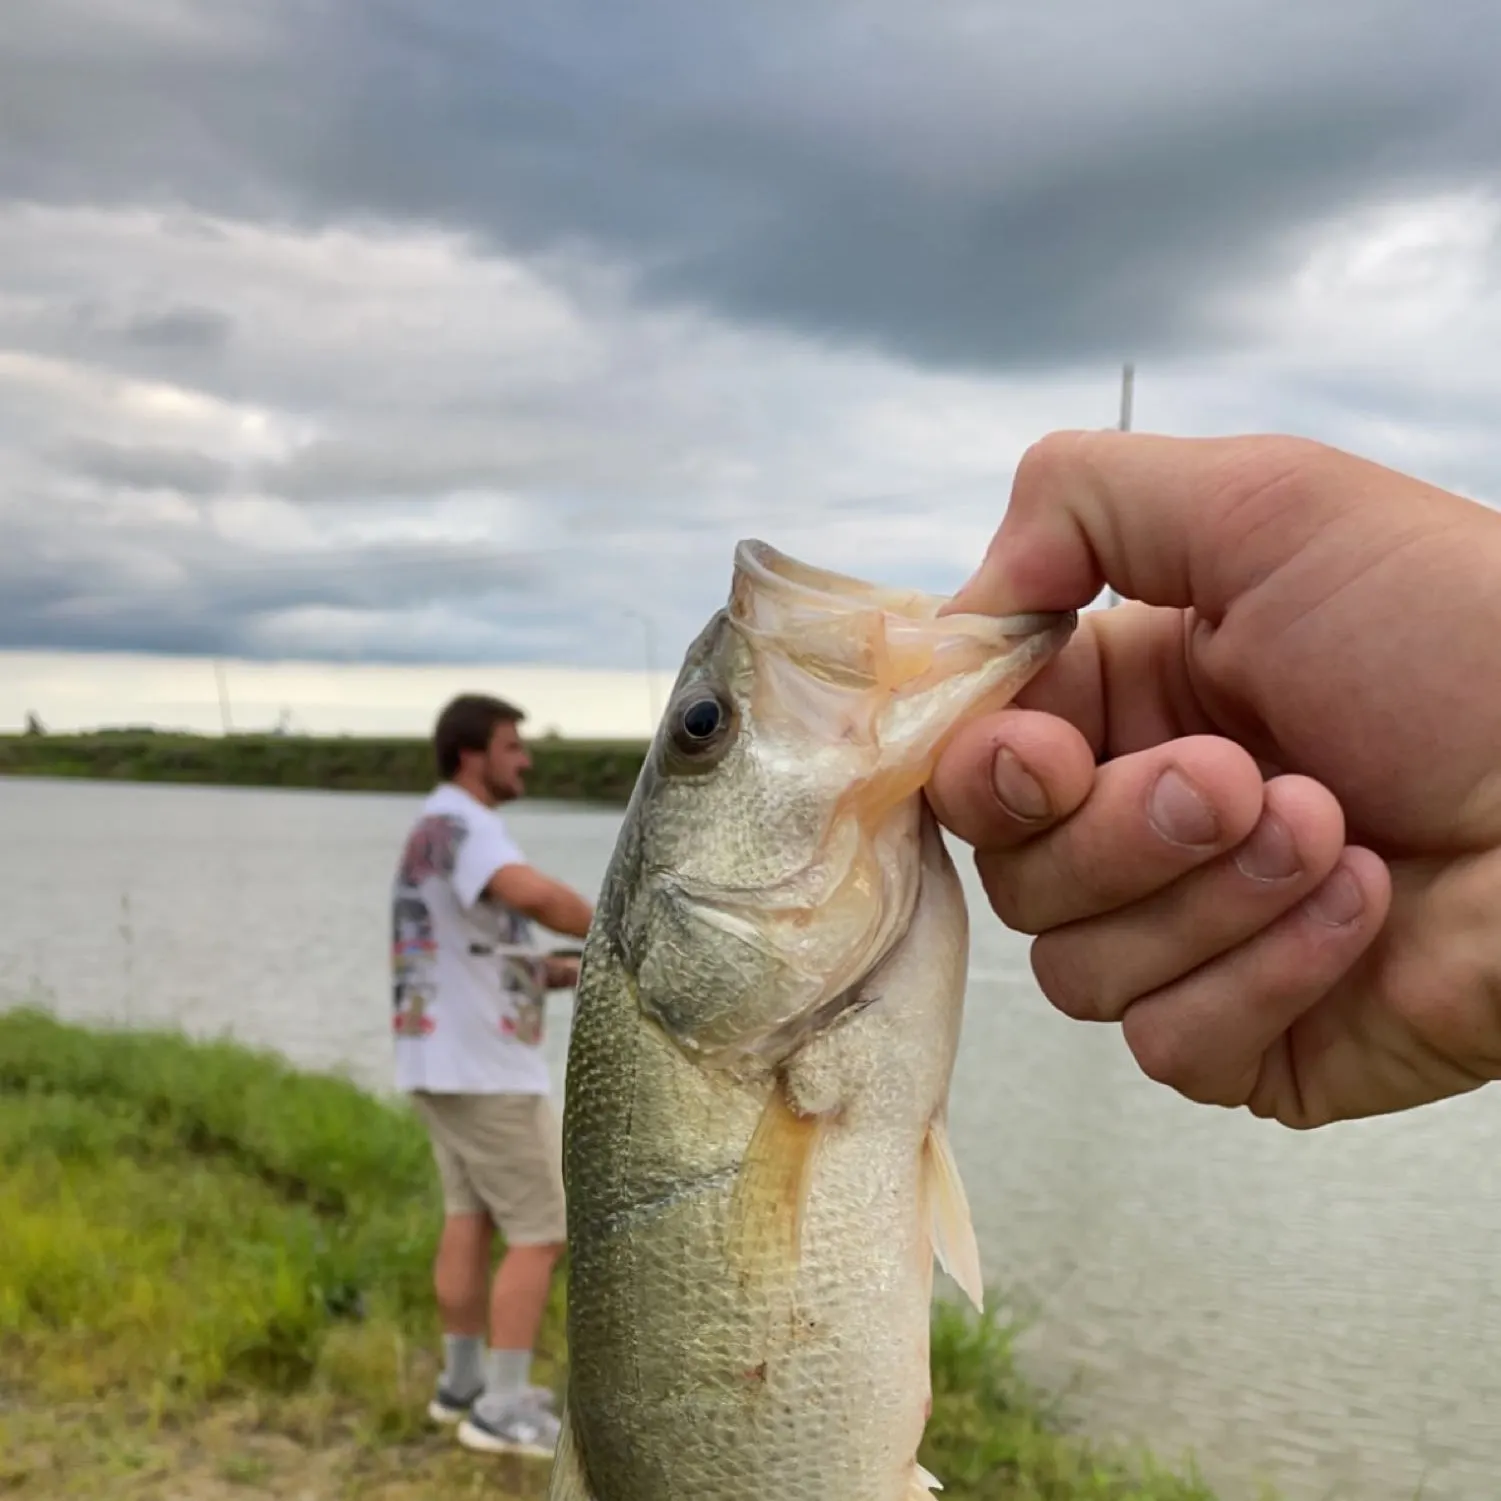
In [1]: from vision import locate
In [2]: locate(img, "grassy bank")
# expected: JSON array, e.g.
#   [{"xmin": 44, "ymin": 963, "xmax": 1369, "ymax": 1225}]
[
  {"xmin": 0, "ymin": 730, "xmax": 650, "ymax": 805},
  {"xmin": 0, "ymin": 1008, "xmax": 1225, "ymax": 1500}
]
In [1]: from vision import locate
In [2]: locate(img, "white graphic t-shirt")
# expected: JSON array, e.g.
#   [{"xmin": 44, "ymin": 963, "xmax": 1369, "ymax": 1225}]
[{"xmin": 390, "ymin": 782, "xmax": 551, "ymax": 1095}]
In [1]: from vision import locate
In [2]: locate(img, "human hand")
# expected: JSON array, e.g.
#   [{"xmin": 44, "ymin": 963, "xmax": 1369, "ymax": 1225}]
[
  {"xmin": 545, "ymin": 954, "xmax": 582, "ymax": 990},
  {"xmin": 930, "ymin": 431, "xmax": 1501, "ymax": 1127}
]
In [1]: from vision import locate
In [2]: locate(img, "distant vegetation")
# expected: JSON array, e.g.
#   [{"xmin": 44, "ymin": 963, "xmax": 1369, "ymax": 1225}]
[
  {"xmin": 0, "ymin": 729, "xmax": 650, "ymax": 805},
  {"xmin": 0, "ymin": 1005, "xmax": 1230, "ymax": 1501}
]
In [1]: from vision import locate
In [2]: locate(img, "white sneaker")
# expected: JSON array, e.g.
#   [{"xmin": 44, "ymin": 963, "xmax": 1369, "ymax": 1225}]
[
  {"xmin": 427, "ymin": 1380, "xmax": 481, "ymax": 1425},
  {"xmin": 456, "ymin": 1393, "xmax": 561, "ymax": 1460},
  {"xmin": 429, "ymin": 1379, "xmax": 555, "ymax": 1426}
]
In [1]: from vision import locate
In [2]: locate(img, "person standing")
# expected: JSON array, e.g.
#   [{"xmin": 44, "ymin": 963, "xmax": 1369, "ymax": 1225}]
[{"xmin": 391, "ymin": 692, "xmax": 595, "ymax": 1459}]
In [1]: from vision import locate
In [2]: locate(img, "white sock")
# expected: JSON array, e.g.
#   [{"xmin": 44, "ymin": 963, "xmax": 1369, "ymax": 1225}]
[
  {"xmin": 484, "ymin": 1347, "xmax": 532, "ymax": 1401},
  {"xmin": 442, "ymin": 1333, "xmax": 484, "ymax": 1396}
]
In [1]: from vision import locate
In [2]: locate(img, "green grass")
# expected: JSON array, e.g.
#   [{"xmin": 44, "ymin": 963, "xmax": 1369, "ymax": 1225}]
[
  {"xmin": 0, "ymin": 729, "xmax": 650, "ymax": 804},
  {"xmin": 0, "ymin": 1008, "xmax": 565, "ymax": 1429},
  {"xmin": 921, "ymin": 1308, "xmax": 1226, "ymax": 1499},
  {"xmin": 0, "ymin": 1006, "xmax": 1231, "ymax": 1499}
]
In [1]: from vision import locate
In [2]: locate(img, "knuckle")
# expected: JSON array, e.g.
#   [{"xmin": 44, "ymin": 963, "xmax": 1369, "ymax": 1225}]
[
  {"xmin": 1122, "ymin": 1007, "xmax": 1200, "ymax": 1094},
  {"xmin": 979, "ymin": 828, "xmax": 1122, "ymax": 936},
  {"xmin": 1030, "ymin": 934, "xmax": 1111, "ymax": 1021},
  {"xmin": 1042, "ymin": 835, "xmax": 1119, "ymax": 914},
  {"xmin": 1211, "ymin": 436, "xmax": 1329, "ymax": 539},
  {"xmin": 976, "ymin": 852, "xmax": 1043, "ymax": 934},
  {"xmin": 1252, "ymin": 433, "xmax": 1327, "ymax": 480},
  {"xmin": 1012, "ymin": 430, "xmax": 1091, "ymax": 508},
  {"xmin": 1124, "ymin": 1005, "xmax": 1248, "ymax": 1108}
]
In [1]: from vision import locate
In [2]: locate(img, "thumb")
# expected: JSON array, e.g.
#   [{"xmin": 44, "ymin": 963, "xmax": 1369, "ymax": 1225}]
[{"xmin": 945, "ymin": 430, "xmax": 1460, "ymax": 620}]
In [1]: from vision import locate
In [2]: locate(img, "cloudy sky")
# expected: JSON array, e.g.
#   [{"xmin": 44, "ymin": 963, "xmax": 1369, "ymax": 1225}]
[{"xmin": 2, "ymin": 0, "xmax": 1499, "ymax": 736}]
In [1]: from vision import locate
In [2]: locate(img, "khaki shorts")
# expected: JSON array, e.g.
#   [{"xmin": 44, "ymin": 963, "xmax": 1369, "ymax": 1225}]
[{"xmin": 409, "ymin": 1091, "xmax": 567, "ymax": 1246}]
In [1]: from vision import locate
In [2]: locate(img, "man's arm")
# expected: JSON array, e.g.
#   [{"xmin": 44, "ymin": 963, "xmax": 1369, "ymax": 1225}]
[{"xmin": 483, "ymin": 863, "xmax": 595, "ymax": 939}]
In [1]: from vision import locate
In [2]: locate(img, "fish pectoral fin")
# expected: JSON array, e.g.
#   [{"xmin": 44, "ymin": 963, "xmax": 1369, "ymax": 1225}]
[
  {"xmin": 910, "ymin": 1460, "xmax": 944, "ymax": 1495},
  {"xmin": 923, "ymin": 1117, "xmax": 984, "ymax": 1312},
  {"xmin": 725, "ymin": 1082, "xmax": 831, "ymax": 1281},
  {"xmin": 544, "ymin": 1406, "xmax": 597, "ymax": 1501}
]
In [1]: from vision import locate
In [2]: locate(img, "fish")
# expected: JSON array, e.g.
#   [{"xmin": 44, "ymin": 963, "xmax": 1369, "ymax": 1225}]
[{"xmin": 547, "ymin": 539, "xmax": 1075, "ymax": 1501}]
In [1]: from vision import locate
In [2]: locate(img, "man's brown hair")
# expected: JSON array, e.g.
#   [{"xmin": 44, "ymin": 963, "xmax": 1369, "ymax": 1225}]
[{"xmin": 432, "ymin": 693, "xmax": 526, "ymax": 780}]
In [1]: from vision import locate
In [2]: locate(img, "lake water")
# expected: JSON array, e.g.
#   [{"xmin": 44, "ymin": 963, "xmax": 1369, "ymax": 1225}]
[{"xmin": 2, "ymin": 775, "xmax": 1497, "ymax": 1501}]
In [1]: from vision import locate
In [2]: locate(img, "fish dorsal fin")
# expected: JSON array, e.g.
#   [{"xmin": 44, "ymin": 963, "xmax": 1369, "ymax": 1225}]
[
  {"xmin": 923, "ymin": 1117, "xmax": 984, "ymax": 1312},
  {"xmin": 544, "ymin": 1406, "xmax": 598, "ymax": 1501},
  {"xmin": 725, "ymin": 1082, "xmax": 831, "ymax": 1283}
]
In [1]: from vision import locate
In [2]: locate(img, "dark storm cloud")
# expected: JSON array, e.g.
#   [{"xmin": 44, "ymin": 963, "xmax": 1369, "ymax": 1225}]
[
  {"xmin": 118, "ymin": 305, "xmax": 234, "ymax": 353},
  {"xmin": 265, "ymin": 437, "xmax": 571, "ymax": 506},
  {"xmin": 1, "ymin": 1, "xmax": 1496, "ymax": 372},
  {"xmin": 57, "ymin": 438, "xmax": 235, "ymax": 495},
  {"xmin": 0, "ymin": 0, "xmax": 1498, "ymax": 672},
  {"xmin": 0, "ymin": 486, "xmax": 554, "ymax": 661}
]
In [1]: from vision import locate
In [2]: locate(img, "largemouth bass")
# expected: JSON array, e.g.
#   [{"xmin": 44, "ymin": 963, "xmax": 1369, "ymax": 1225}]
[{"xmin": 548, "ymin": 540, "xmax": 1075, "ymax": 1500}]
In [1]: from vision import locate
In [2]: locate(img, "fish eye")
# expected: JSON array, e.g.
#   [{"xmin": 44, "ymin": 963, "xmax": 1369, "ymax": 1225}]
[
  {"xmin": 681, "ymin": 697, "xmax": 722, "ymax": 741},
  {"xmin": 668, "ymin": 688, "xmax": 734, "ymax": 761}
]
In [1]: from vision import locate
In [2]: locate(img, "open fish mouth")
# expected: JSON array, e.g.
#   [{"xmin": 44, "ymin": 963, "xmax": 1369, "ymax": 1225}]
[
  {"xmin": 724, "ymin": 536, "xmax": 1076, "ymax": 819},
  {"xmin": 727, "ymin": 537, "xmax": 1075, "ymax": 721}
]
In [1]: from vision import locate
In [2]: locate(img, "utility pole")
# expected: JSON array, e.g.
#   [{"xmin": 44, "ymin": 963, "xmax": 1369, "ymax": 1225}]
[
  {"xmin": 213, "ymin": 659, "xmax": 233, "ymax": 735},
  {"xmin": 1103, "ymin": 362, "xmax": 1134, "ymax": 609},
  {"xmin": 623, "ymin": 609, "xmax": 661, "ymax": 734}
]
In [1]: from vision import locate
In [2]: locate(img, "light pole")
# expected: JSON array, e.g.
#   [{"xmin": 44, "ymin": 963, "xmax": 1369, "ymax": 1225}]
[
  {"xmin": 1102, "ymin": 362, "xmax": 1134, "ymax": 609},
  {"xmin": 622, "ymin": 608, "xmax": 661, "ymax": 735},
  {"xmin": 213, "ymin": 659, "xmax": 233, "ymax": 734}
]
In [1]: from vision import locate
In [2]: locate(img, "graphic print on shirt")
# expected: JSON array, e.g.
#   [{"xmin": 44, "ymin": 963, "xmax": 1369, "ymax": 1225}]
[
  {"xmin": 391, "ymin": 814, "xmax": 467, "ymax": 1037},
  {"xmin": 494, "ymin": 901, "xmax": 547, "ymax": 1047}
]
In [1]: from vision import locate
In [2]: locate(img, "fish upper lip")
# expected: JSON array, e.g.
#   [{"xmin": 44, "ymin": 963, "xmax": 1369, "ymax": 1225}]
[{"xmin": 733, "ymin": 538, "xmax": 1081, "ymax": 643}]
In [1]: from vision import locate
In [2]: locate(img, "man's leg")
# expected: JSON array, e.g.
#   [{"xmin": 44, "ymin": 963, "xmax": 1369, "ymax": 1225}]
[
  {"xmin": 482, "ymin": 1238, "xmax": 564, "ymax": 1400},
  {"xmin": 435, "ymin": 1211, "xmax": 493, "ymax": 1333},
  {"xmin": 458, "ymin": 1094, "xmax": 569, "ymax": 1458},
  {"xmin": 432, "ymin": 1211, "xmax": 493, "ymax": 1407},
  {"xmin": 409, "ymin": 1093, "xmax": 493, "ymax": 1422}
]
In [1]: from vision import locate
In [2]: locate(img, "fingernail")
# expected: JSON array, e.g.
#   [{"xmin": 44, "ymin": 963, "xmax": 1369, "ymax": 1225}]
[
  {"xmin": 1233, "ymin": 813, "xmax": 1300, "ymax": 882},
  {"xmin": 1305, "ymin": 866, "xmax": 1364, "ymax": 927},
  {"xmin": 992, "ymin": 747, "xmax": 1050, "ymax": 822},
  {"xmin": 1147, "ymin": 768, "xmax": 1219, "ymax": 847}
]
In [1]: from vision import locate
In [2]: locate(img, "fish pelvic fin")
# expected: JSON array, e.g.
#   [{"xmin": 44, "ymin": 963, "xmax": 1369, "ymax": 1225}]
[
  {"xmin": 544, "ymin": 1405, "xmax": 598, "ymax": 1501},
  {"xmin": 923, "ymin": 1116, "xmax": 984, "ymax": 1312},
  {"xmin": 910, "ymin": 1460, "xmax": 944, "ymax": 1495},
  {"xmin": 725, "ymin": 1081, "xmax": 831, "ymax": 1284}
]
